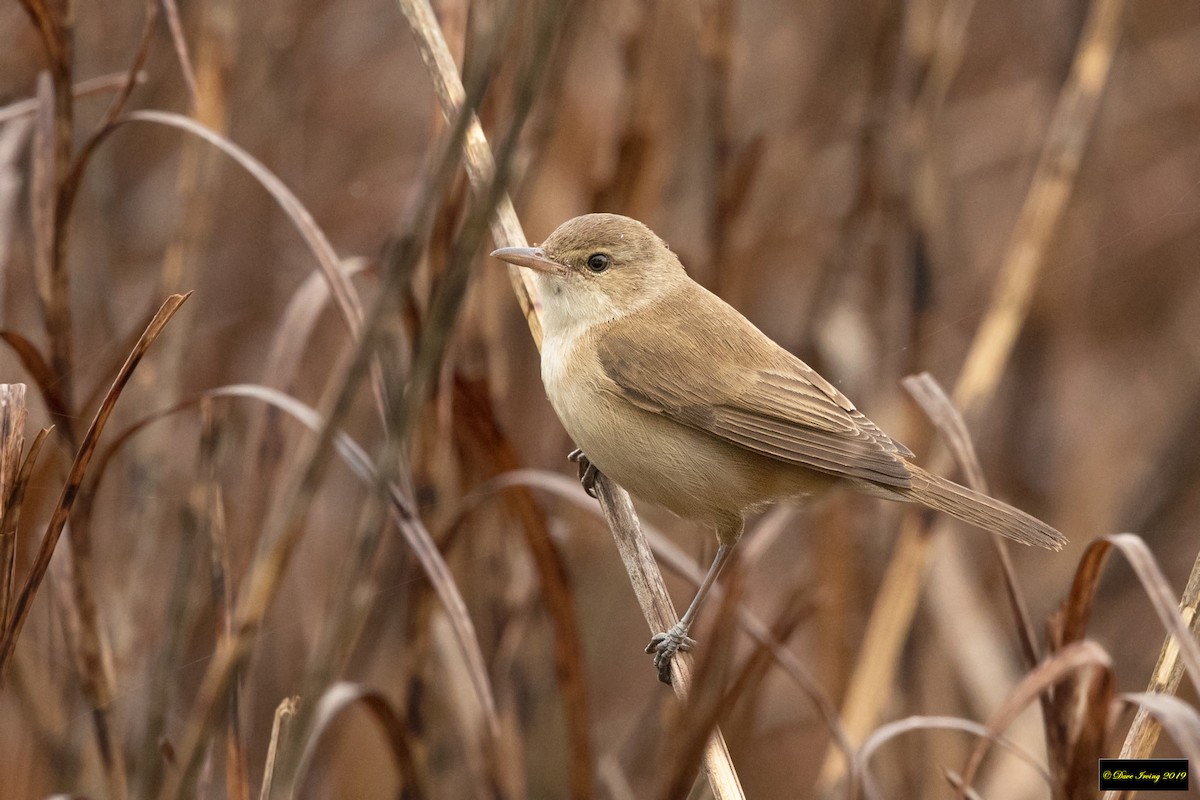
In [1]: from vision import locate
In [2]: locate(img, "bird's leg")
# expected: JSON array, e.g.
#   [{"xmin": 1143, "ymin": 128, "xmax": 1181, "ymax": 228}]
[
  {"xmin": 646, "ymin": 542, "xmax": 734, "ymax": 685},
  {"xmin": 567, "ymin": 448, "xmax": 599, "ymax": 498}
]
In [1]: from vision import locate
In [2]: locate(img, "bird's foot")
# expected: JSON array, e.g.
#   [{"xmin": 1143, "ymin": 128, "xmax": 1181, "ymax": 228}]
[
  {"xmin": 567, "ymin": 448, "xmax": 600, "ymax": 498},
  {"xmin": 645, "ymin": 622, "xmax": 696, "ymax": 685}
]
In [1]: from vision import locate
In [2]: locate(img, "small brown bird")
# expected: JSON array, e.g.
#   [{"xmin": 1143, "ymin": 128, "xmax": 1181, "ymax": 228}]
[{"xmin": 493, "ymin": 213, "xmax": 1064, "ymax": 683}]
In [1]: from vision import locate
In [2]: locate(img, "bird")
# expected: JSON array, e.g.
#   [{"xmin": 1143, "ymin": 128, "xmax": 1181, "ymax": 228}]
[{"xmin": 492, "ymin": 213, "xmax": 1065, "ymax": 684}]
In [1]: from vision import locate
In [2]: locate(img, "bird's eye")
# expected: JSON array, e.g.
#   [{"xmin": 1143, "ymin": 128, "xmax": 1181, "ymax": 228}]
[{"xmin": 586, "ymin": 253, "xmax": 610, "ymax": 273}]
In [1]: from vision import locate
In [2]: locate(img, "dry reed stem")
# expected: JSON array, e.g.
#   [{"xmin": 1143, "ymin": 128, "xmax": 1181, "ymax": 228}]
[
  {"xmin": 818, "ymin": 0, "xmax": 1126, "ymax": 790},
  {"xmin": 155, "ymin": 0, "xmax": 235, "ymax": 402},
  {"xmin": 0, "ymin": 295, "xmax": 188, "ymax": 800},
  {"xmin": 20, "ymin": 0, "xmax": 77, "ymax": 419},
  {"xmin": 465, "ymin": 468, "xmax": 858, "ymax": 767},
  {"xmin": 159, "ymin": 80, "xmax": 501, "ymax": 794},
  {"xmin": 954, "ymin": 0, "xmax": 1126, "ymax": 413},
  {"xmin": 0, "ymin": 293, "xmax": 190, "ymax": 676},
  {"xmin": 397, "ymin": 0, "xmax": 745, "ymax": 796},
  {"xmin": 0, "ymin": 330, "xmax": 69, "ymax": 428},
  {"xmin": 78, "ymin": 382, "xmax": 506, "ymax": 792},
  {"xmin": 453, "ymin": 375, "xmax": 597, "ymax": 799},
  {"xmin": 954, "ymin": 640, "xmax": 1114, "ymax": 800},
  {"xmin": 395, "ymin": 0, "xmax": 543, "ymax": 345},
  {"xmin": 266, "ymin": 17, "xmax": 543, "ymax": 790},
  {"xmin": 0, "ymin": 423, "xmax": 46, "ymax": 632},
  {"xmin": 58, "ymin": 22, "xmax": 180, "ymax": 770},
  {"xmin": 259, "ymin": 696, "xmax": 299, "ymax": 800},
  {"xmin": 1113, "ymin": 546, "xmax": 1200, "ymax": 761},
  {"xmin": 0, "ymin": 385, "xmax": 28, "ymax": 629},
  {"xmin": 160, "ymin": 0, "xmax": 200, "ymax": 105},
  {"xmin": 905, "ymin": 370, "xmax": 1049, "ymax": 798}
]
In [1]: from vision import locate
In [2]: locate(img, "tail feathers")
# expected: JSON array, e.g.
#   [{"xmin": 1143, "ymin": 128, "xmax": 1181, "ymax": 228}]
[{"xmin": 902, "ymin": 467, "xmax": 1066, "ymax": 551}]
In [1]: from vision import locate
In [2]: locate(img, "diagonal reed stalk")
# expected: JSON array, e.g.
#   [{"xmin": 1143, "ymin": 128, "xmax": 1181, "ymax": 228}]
[
  {"xmin": 817, "ymin": 0, "xmax": 1126, "ymax": 791},
  {"xmin": 396, "ymin": 0, "xmax": 745, "ymax": 796}
]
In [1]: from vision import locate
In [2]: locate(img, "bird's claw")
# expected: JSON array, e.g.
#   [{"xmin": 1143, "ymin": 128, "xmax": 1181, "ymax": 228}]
[
  {"xmin": 645, "ymin": 623, "xmax": 696, "ymax": 685},
  {"xmin": 567, "ymin": 448, "xmax": 600, "ymax": 498}
]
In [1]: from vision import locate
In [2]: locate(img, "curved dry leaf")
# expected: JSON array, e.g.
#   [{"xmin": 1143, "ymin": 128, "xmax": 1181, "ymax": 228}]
[
  {"xmin": 264, "ymin": 257, "xmax": 374, "ymax": 394},
  {"xmin": 114, "ymin": 110, "xmax": 365, "ymax": 336},
  {"xmin": 853, "ymin": 715, "xmax": 1052, "ymax": 797},
  {"xmin": 293, "ymin": 682, "xmax": 424, "ymax": 799},
  {"xmin": 77, "ymin": 383, "xmax": 497, "ymax": 731},
  {"xmin": 1060, "ymin": 534, "xmax": 1200, "ymax": 699},
  {"xmin": 206, "ymin": 383, "xmax": 496, "ymax": 729},
  {"xmin": 956, "ymin": 640, "xmax": 1113, "ymax": 800},
  {"xmin": 0, "ymin": 331, "xmax": 69, "ymax": 427}
]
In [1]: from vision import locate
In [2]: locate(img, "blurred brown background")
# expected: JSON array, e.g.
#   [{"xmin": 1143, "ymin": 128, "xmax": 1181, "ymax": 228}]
[{"xmin": 2, "ymin": 0, "xmax": 1199, "ymax": 797}]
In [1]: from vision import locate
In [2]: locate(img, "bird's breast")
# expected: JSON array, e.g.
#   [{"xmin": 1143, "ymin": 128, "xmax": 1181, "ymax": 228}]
[{"xmin": 539, "ymin": 327, "xmax": 826, "ymax": 528}]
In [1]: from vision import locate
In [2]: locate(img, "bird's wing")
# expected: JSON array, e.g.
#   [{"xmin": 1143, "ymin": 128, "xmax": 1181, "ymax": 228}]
[{"xmin": 595, "ymin": 292, "xmax": 913, "ymax": 488}]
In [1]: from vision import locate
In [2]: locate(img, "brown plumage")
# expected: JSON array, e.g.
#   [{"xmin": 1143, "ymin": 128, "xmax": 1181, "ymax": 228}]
[{"xmin": 493, "ymin": 213, "xmax": 1064, "ymax": 682}]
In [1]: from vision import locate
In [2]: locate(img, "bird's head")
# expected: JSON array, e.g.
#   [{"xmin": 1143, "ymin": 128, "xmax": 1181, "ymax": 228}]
[{"xmin": 491, "ymin": 213, "xmax": 686, "ymax": 334}]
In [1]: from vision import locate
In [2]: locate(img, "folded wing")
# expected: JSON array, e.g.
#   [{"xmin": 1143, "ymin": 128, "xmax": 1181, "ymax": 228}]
[{"xmin": 596, "ymin": 296, "xmax": 914, "ymax": 489}]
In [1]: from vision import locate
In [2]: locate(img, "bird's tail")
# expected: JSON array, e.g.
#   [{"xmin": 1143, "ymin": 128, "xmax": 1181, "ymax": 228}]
[{"xmin": 899, "ymin": 466, "xmax": 1066, "ymax": 551}]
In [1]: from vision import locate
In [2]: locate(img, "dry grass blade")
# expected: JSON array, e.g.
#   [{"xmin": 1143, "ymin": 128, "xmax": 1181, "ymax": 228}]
[
  {"xmin": 395, "ymin": 0, "xmax": 542, "ymax": 342},
  {"xmin": 259, "ymin": 696, "xmax": 300, "ymax": 800},
  {"xmin": 1, "ymin": 425, "xmax": 48, "ymax": 631},
  {"xmin": 854, "ymin": 715, "xmax": 1052, "ymax": 796},
  {"xmin": 247, "ymin": 257, "xmax": 372, "ymax": 538},
  {"xmin": 1057, "ymin": 535, "xmax": 1200, "ymax": 699},
  {"xmin": 5, "ymin": 295, "xmax": 185, "ymax": 799},
  {"xmin": 0, "ymin": 331, "xmax": 70, "ymax": 431},
  {"xmin": 263, "ymin": 258, "xmax": 374, "ymax": 395},
  {"xmin": 903, "ymin": 371, "xmax": 1042, "ymax": 668},
  {"xmin": 89, "ymin": 110, "xmax": 405, "ymax": 450},
  {"xmin": 292, "ymin": 682, "xmax": 425, "ymax": 799},
  {"xmin": 1117, "ymin": 692, "xmax": 1200, "ymax": 766},
  {"xmin": 0, "ymin": 72, "xmax": 148, "ymax": 125},
  {"xmin": 0, "ymin": 118, "xmax": 33, "ymax": 289},
  {"xmin": 111, "ymin": 111, "xmax": 364, "ymax": 334},
  {"xmin": 94, "ymin": 0, "xmax": 156, "ymax": 131},
  {"xmin": 0, "ymin": 385, "xmax": 29, "ymax": 629},
  {"xmin": 0, "ymin": 292, "xmax": 190, "ymax": 678},
  {"xmin": 155, "ymin": 380, "xmax": 496, "ymax": 800},
  {"xmin": 29, "ymin": 72, "xmax": 63, "ymax": 409},
  {"xmin": 160, "ymin": 0, "xmax": 200, "ymax": 105},
  {"xmin": 205, "ymin": 384, "xmax": 495, "ymax": 714},
  {"xmin": 955, "ymin": 640, "xmax": 1113, "ymax": 800},
  {"xmin": 1115, "ymin": 546, "xmax": 1200, "ymax": 763}
]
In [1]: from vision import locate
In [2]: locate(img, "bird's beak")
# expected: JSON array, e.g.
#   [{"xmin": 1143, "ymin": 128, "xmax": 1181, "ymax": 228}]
[{"xmin": 490, "ymin": 246, "xmax": 566, "ymax": 275}]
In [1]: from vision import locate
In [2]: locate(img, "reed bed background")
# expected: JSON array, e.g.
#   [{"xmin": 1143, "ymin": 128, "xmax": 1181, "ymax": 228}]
[{"xmin": 2, "ymin": 0, "xmax": 1200, "ymax": 798}]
